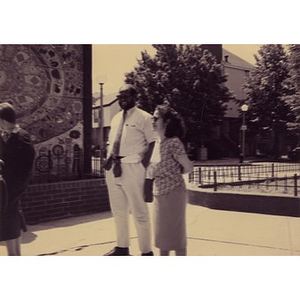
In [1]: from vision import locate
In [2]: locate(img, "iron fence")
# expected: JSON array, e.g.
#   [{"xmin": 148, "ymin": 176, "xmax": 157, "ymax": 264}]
[
  {"xmin": 216, "ymin": 175, "xmax": 299, "ymax": 197},
  {"xmin": 188, "ymin": 162, "xmax": 300, "ymax": 197},
  {"xmin": 30, "ymin": 151, "xmax": 104, "ymax": 184},
  {"xmin": 189, "ymin": 163, "xmax": 300, "ymax": 186},
  {"xmin": 30, "ymin": 152, "xmax": 300, "ymax": 198}
]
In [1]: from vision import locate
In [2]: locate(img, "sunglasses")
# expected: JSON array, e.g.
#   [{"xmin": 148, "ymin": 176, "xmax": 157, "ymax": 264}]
[
  {"xmin": 117, "ymin": 93, "xmax": 131, "ymax": 100},
  {"xmin": 152, "ymin": 116, "xmax": 160, "ymax": 122}
]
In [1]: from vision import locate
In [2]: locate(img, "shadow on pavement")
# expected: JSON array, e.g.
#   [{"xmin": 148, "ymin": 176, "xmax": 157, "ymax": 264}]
[
  {"xmin": 26, "ymin": 211, "xmax": 113, "ymax": 232},
  {"xmin": 22, "ymin": 231, "xmax": 38, "ymax": 244}
]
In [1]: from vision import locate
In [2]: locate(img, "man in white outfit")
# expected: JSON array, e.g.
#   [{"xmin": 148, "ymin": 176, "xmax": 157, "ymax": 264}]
[{"xmin": 104, "ymin": 84, "xmax": 155, "ymax": 256}]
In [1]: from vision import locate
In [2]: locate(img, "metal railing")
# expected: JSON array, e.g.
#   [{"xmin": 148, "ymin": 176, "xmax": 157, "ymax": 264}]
[
  {"xmin": 189, "ymin": 163, "xmax": 300, "ymax": 186},
  {"xmin": 216, "ymin": 175, "xmax": 300, "ymax": 197},
  {"xmin": 30, "ymin": 151, "xmax": 300, "ymax": 198},
  {"xmin": 30, "ymin": 151, "xmax": 105, "ymax": 184},
  {"xmin": 188, "ymin": 162, "xmax": 300, "ymax": 197}
]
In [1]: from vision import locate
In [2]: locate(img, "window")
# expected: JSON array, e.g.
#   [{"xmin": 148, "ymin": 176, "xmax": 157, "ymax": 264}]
[{"xmin": 94, "ymin": 109, "xmax": 99, "ymax": 123}]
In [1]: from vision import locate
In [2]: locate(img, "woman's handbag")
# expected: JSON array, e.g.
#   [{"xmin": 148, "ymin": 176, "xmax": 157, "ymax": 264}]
[{"xmin": 144, "ymin": 178, "xmax": 154, "ymax": 203}]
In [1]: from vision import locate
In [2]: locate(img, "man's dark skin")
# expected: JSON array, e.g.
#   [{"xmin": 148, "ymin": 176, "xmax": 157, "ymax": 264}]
[{"xmin": 105, "ymin": 85, "xmax": 155, "ymax": 169}]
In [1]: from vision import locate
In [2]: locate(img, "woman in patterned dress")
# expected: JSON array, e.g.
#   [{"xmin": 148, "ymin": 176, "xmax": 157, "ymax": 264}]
[
  {"xmin": 150, "ymin": 104, "xmax": 193, "ymax": 256},
  {"xmin": 0, "ymin": 102, "xmax": 35, "ymax": 255}
]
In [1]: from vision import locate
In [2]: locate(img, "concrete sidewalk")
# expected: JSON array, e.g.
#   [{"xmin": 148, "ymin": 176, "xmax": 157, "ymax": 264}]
[{"xmin": 1, "ymin": 202, "xmax": 300, "ymax": 256}]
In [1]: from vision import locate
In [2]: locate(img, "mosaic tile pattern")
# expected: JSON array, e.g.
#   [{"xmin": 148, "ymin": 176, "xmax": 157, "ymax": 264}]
[{"xmin": 0, "ymin": 45, "xmax": 85, "ymax": 176}]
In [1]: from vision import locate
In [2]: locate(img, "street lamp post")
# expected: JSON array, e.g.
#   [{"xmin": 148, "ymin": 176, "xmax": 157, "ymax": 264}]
[
  {"xmin": 240, "ymin": 104, "xmax": 249, "ymax": 163},
  {"xmin": 97, "ymin": 75, "xmax": 107, "ymax": 176}
]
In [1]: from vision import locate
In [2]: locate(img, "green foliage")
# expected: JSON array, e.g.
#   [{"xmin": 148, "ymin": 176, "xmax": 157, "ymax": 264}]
[
  {"xmin": 125, "ymin": 44, "xmax": 232, "ymax": 141},
  {"xmin": 288, "ymin": 44, "xmax": 300, "ymax": 91},
  {"xmin": 284, "ymin": 45, "xmax": 300, "ymax": 140},
  {"xmin": 242, "ymin": 44, "xmax": 297, "ymax": 157},
  {"xmin": 243, "ymin": 45, "xmax": 295, "ymax": 132}
]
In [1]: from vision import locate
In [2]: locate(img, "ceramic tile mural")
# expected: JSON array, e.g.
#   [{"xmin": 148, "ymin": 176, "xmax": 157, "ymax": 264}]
[{"xmin": 0, "ymin": 44, "xmax": 85, "ymax": 178}]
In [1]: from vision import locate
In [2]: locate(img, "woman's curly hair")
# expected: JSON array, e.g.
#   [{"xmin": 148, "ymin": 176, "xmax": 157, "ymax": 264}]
[{"xmin": 155, "ymin": 102, "xmax": 186, "ymax": 139}]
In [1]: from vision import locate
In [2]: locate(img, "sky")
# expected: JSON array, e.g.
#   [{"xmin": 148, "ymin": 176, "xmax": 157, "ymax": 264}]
[
  {"xmin": 92, "ymin": 44, "xmax": 263, "ymax": 95},
  {"xmin": 4, "ymin": 2, "xmax": 298, "ymax": 291}
]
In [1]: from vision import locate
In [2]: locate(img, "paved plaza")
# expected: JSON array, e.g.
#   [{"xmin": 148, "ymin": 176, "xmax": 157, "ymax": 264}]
[
  {"xmin": 1, "ymin": 157, "xmax": 300, "ymax": 256},
  {"xmin": 1, "ymin": 201, "xmax": 299, "ymax": 256}
]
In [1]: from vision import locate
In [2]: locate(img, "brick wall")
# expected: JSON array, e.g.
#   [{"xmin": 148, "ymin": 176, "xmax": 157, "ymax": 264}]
[{"xmin": 21, "ymin": 179, "xmax": 110, "ymax": 224}]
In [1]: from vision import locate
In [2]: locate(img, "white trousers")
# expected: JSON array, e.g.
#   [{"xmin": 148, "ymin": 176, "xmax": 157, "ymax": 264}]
[{"xmin": 106, "ymin": 162, "xmax": 152, "ymax": 253}]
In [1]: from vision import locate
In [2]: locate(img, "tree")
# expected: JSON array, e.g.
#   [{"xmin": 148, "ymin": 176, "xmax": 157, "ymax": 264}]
[
  {"xmin": 288, "ymin": 44, "xmax": 300, "ymax": 90},
  {"xmin": 284, "ymin": 44, "xmax": 300, "ymax": 146},
  {"xmin": 125, "ymin": 44, "xmax": 232, "ymax": 143},
  {"xmin": 242, "ymin": 44, "xmax": 295, "ymax": 157}
]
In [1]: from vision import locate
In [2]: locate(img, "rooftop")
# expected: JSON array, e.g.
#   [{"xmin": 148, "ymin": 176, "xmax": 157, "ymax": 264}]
[{"xmin": 223, "ymin": 48, "xmax": 255, "ymax": 70}]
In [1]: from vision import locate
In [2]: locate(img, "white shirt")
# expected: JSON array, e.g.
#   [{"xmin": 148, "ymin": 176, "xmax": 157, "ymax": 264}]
[
  {"xmin": 108, "ymin": 106, "xmax": 155, "ymax": 163},
  {"xmin": 146, "ymin": 136, "xmax": 161, "ymax": 178}
]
